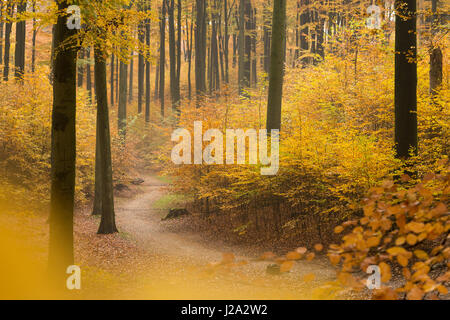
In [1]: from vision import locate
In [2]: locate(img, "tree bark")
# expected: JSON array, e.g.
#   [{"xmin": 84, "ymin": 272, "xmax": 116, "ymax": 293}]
[
  {"xmin": 48, "ymin": 0, "xmax": 78, "ymax": 284},
  {"xmin": 3, "ymin": 1, "xmax": 14, "ymax": 81},
  {"xmin": 266, "ymin": 0, "xmax": 286, "ymax": 131},
  {"xmin": 118, "ymin": 60, "xmax": 128, "ymax": 135},
  {"xmin": 394, "ymin": 0, "xmax": 417, "ymax": 159},
  {"xmin": 159, "ymin": 1, "xmax": 166, "ymax": 117},
  {"xmin": 94, "ymin": 46, "xmax": 118, "ymax": 234},
  {"xmin": 14, "ymin": 1, "xmax": 26, "ymax": 80},
  {"xmin": 195, "ymin": 0, "xmax": 207, "ymax": 96}
]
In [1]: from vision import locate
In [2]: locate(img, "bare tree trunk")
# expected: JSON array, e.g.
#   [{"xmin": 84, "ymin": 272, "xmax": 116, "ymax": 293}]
[
  {"xmin": 266, "ymin": 0, "xmax": 286, "ymax": 131},
  {"xmin": 94, "ymin": 45, "xmax": 118, "ymax": 234},
  {"xmin": 14, "ymin": 0, "xmax": 26, "ymax": 80},
  {"xmin": 395, "ymin": 0, "xmax": 417, "ymax": 159},
  {"xmin": 48, "ymin": 0, "xmax": 78, "ymax": 284},
  {"xmin": 3, "ymin": 1, "xmax": 14, "ymax": 81}
]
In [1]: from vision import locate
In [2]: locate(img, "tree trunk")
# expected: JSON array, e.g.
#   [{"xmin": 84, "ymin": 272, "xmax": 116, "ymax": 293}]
[
  {"xmin": 167, "ymin": 0, "xmax": 180, "ymax": 113},
  {"xmin": 48, "ymin": 0, "xmax": 78, "ymax": 284},
  {"xmin": 266, "ymin": 0, "xmax": 286, "ymax": 131},
  {"xmin": 118, "ymin": 60, "xmax": 128, "ymax": 135},
  {"xmin": 195, "ymin": 0, "xmax": 207, "ymax": 96},
  {"xmin": 31, "ymin": 1, "xmax": 37, "ymax": 72},
  {"xmin": 110, "ymin": 54, "xmax": 115, "ymax": 106},
  {"xmin": 159, "ymin": 1, "xmax": 166, "ymax": 117},
  {"xmin": 429, "ymin": 0, "xmax": 442, "ymax": 96},
  {"xmin": 86, "ymin": 47, "xmax": 92, "ymax": 99},
  {"xmin": 14, "ymin": 1, "xmax": 26, "ymax": 80},
  {"xmin": 3, "ymin": 2, "xmax": 14, "ymax": 81},
  {"xmin": 145, "ymin": 3, "xmax": 151, "ymax": 122},
  {"xmin": 77, "ymin": 49, "xmax": 85, "ymax": 87},
  {"xmin": 138, "ymin": 20, "xmax": 145, "ymax": 113},
  {"xmin": 128, "ymin": 52, "xmax": 134, "ymax": 103},
  {"xmin": 94, "ymin": 46, "xmax": 118, "ymax": 234},
  {"xmin": 394, "ymin": 0, "xmax": 417, "ymax": 159}
]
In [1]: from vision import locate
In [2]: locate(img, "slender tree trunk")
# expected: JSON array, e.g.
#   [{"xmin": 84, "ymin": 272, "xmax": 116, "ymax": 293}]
[
  {"xmin": 138, "ymin": 21, "xmax": 145, "ymax": 113},
  {"xmin": 128, "ymin": 53, "xmax": 134, "ymax": 103},
  {"xmin": 159, "ymin": 1, "xmax": 166, "ymax": 117},
  {"xmin": 48, "ymin": 0, "xmax": 78, "ymax": 284},
  {"xmin": 167, "ymin": 0, "xmax": 180, "ymax": 113},
  {"xmin": 118, "ymin": 60, "xmax": 128, "ymax": 135},
  {"xmin": 86, "ymin": 47, "xmax": 92, "ymax": 99},
  {"xmin": 110, "ymin": 54, "xmax": 115, "ymax": 105},
  {"xmin": 266, "ymin": 0, "xmax": 286, "ymax": 131},
  {"xmin": 145, "ymin": 3, "xmax": 151, "ymax": 122},
  {"xmin": 3, "ymin": 2, "xmax": 14, "ymax": 81},
  {"xmin": 195, "ymin": 0, "xmax": 207, "ymax": 96},
  {"xmin": 0, "ymin": 2, "xmax": 3, "ymax": 65},
  {"xmin": 238, "ymin": 0, "xmax": 245, "ymax": 93},
  {"xmin": 31, "ymin": 1, "xmax": 37, "ymax": 72},
  {"xmin": 224, "ymin": 0, "xmax": 229, "ymax": 83},
  {"xmin": 394, "ymin": 0, "xmax": 417, "ymax": 159},
  {"xmin": 429, "ymin": 0, "xmax": 442, "ymax": 96},
  {"xmin": 14, "ymin": 1, "xmax": 26, "ymax": 80},
  {"xmin": 94, "ymin": 45, "xmax": 118, "ymax": 234},
  {"xmin": 77, "ymin": 49, "xmax": 85, "ymax": 87}
]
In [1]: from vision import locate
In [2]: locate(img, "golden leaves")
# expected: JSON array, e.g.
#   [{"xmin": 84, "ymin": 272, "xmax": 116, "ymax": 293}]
[
  {"xmin": 286, "ymin": 251, "xmax": 302, "ymax": 260},
  {"xmin": 379, "ymin": 262, "xmax": 391, "ymax": 283},
  {"xmin": 334, "ymin": 226, "xmax": 344, "ymax": 234}
]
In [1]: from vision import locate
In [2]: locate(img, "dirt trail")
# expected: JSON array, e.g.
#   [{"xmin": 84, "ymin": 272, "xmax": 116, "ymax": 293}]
[{"xmin": 113, "ymin": 174, "xmax": 339, "ymax": 299}]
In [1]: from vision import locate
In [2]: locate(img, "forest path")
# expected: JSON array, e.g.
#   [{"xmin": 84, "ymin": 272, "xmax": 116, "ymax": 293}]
[{"xmin": 113, "ymin": 174, "xmax": 339, "ymax": 299}]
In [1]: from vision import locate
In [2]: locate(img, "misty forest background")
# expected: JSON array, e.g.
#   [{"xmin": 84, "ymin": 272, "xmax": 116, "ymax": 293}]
[{"xmin": 0, "ymin": 0, "xmax": 449, "ymax": 299}]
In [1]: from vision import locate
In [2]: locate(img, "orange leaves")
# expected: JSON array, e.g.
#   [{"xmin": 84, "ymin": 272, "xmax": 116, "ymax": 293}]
[
  {"xmin": 221, "ymin": 252, "xmax": 235, "ymax": 264},
  {"xmin": 334, "ymin": 226, "xmax": 344, "ymax": 234},
  {"xmin": 406, "ymin": 222, "xmax": 425, "ymax": 234},
  {"xmin": 373, "ymin": 287, "xmax": 398, "ymax": 300},
  {"xmin": 259, "ymin": 252, "xmax": 276, "ymax": 261},
  {"xmin": 280, "ymin": 261, "xmax": 294, "ymax": 273},
  {"xmin": 405, "ymin": 233, "xmax": 417, "ymax": 246},
  {"xmin": 379, "ymin": 262, "xmax": 391, "ymax": 283},
  {"xmin": 286, "ymin": 251, "xmax": 302, "ymax": 260},
  {"xmin": 314, "ymin": 244, "xmax": 324, "ymax": 252},
  {"xmin": 406, "ymin": 287, "xmax": 424, "ymax": 300}
]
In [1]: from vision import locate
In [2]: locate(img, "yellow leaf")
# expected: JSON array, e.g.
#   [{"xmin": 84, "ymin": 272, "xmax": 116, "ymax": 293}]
[
  {"xmin": 314, "ymin": 244, "xmax": 324, "ymax": 252},
  {"xmin": 286, "ymin": 251, "xmax": 302, "ymax": 260},
  {"xmin": 406, "ymin": 234, "xmax": 417, "ymax": 246},
  {"xmin": 303, "ymin": 273, "xmax": 316, "ymax": 282},
  {"xmin": 334, "ymin": 226, "xmax": 344, "ymax": 234},
  {"xmin": 414, "ymin": 250, "xmax": 429, "ymax": 260},
  {"xmin": 379, "ymin": 262, "xmax": 391, "ymax": 282}
]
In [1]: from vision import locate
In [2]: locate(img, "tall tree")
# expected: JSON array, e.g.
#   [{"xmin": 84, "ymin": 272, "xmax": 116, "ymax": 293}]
[
  {"xmin": 159, "ymin": 1, "xmax": 166, "ymax": 116},
  {"xmin": 429, "ymin": 0, "xmax": 442, "ymax": 96},
  {"xmin": 137, "ymin": 3, "xmax": 145, "ymax": 113},
  {"xmin": 110, "ymin": 53, "xmax": 115, "ymax": 105},
  {"xmin": 14, "ymin": 0, "xmax": 26, "ymax": 80},
  {"xmin": 31, "ymin": 0, "xmax": 37, "ymax": 73},
  {"xmin": 266, "ymin": 0, "xmax": 286, "ymax": 131},
  {"xmin": 394, "ymin": 0, "xmax": 417, "ymax": 159},
  {"xmin": 86, "ymin": 47, "xmax": 92, "ymax": 99},
  {"xmin": 167, "ymin": 0, "xmax": 180, "ymax": 113},
  {"xmin": 48, "ymin": 0, "xmax": 79, "ymax": 284},
  {"xmin": 3, "ymin": 1, "xmax": 14, "ymax": 81},
  {"xmin": 77, "ymin": 49, "xmax": 85, "ymax": 87},
  {"xmin": 145, "ymin": 0, "xmax": 151, "ymax": 122},
  {"xmin": 195, "ymin": 0, "xmax": 207, "ymax": 96},
  {"xmin": 128, "ymin": 52, "xmax": 134, "ymax": 103},
  {"xmin": 118, "ymin": 59, "xmax": 128, "ymax": 134},
  {"xmin": 94, "ymin": 43, "xmax": 118, "ymax": 234}
]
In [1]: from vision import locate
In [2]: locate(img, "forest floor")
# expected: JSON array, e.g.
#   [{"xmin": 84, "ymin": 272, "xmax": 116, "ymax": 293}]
[
  {"xmin": 1, "ymin": 173, "xmax": 359, "ymax": 299},
  {"xmin": 97, "ymin": 173, "xmax": 349, "ymax": 299}
]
